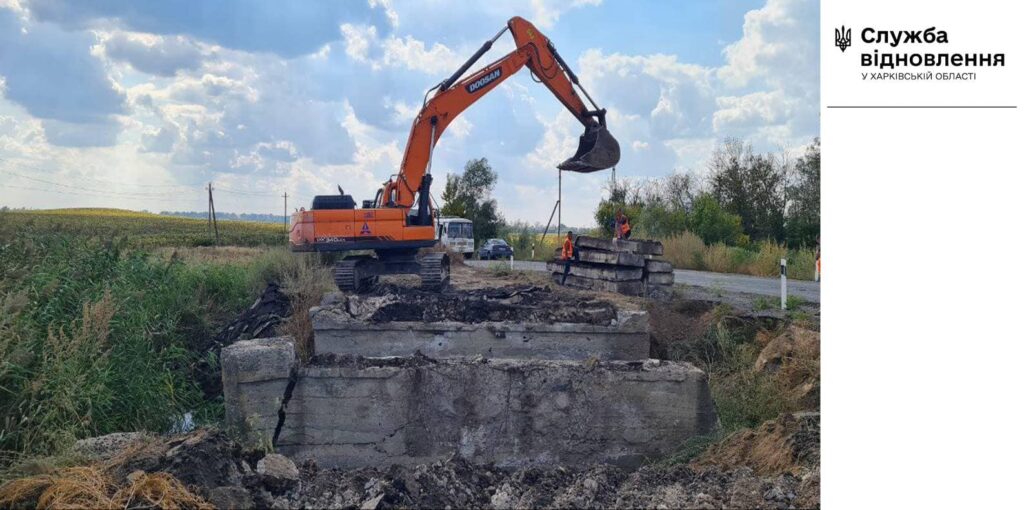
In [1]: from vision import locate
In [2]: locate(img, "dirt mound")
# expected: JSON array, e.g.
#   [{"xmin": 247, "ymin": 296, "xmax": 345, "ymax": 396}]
[
  {"xmin": 8, "ymin": 428, "xmax": 820, "ymax": 509},
  {"xmin": 287, "ymin": 457, "xmax": 815, "ymax": 509},
  {"xmin": 337, "ymin": 284, "xmax": 618, "ymax": 325},
  {"xmin": 215, "ymin": 282, "xmax": 291, "ymax": 346},
  {"xmin": 0, "ymin": 462, "xmax": 213, "ymax": 509},
  {"xmin": 755, "ymin": 326, "xmax": 820, "ymax": 408},
  {"xmin": 691, "ymin": 412, "xmax": 820, "ymax": 476},
  {"xmin": 106, "ymin": 429, "xmax": 246, "ymax": 496}
]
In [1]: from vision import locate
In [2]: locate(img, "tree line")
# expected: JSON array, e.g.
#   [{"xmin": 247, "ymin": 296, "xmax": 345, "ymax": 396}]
[
  {"xmin": 439, "ymin": 137, "xmax": 819, "ymax": 251},
  {"xmin": 595, "ymin": 138, "xmax": 820, "ymax": 248}
]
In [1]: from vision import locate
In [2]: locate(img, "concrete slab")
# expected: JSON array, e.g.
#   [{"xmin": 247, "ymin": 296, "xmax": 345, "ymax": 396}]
[
  {"xmin": 221, "ymin": 337, "xmax": 297, "ymax": 444},
  {"xmin": 557, "ymin": 248, "xmax": 647, "ymax": 267},
  {"xmin": 545, "ymin": 261, "xmax": 643, "ymax": 281},
  {"xmin": 552, "ymin": 272, "xmax": 645, "ymax": 296},
  {"xmin": 645, "ymin": 272, "xmax": 675, "ymax": 285},
  {"xmin": 645, "ymin": 260, "xmax": 674, "ymax": 273},
  {"xmin": 311, "ymin": 306, "xmax": 651, "ymax": 360},
  {"xmin": 312, "ymin": 288, "xmax": 649, "ymax": 361},
  {"xmin": 266, "ymin": 356, "xmax": 717, "ymax": 469},
  {"xmin": 575, "ymin": 236, "xmax": 664, "ymax": 256}
]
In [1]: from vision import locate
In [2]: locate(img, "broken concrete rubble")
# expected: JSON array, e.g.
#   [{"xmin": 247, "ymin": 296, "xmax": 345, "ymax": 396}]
[
  {"xmin": 321, "ymin": 284, "xmax": 619, "ymax": 324},
  {"xmin": 222, "ymin": 338, "xmax": 717, "ymax": 469}
]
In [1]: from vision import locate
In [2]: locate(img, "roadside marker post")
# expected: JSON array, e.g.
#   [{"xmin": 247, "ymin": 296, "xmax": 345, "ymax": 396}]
[
  {"xmin": 780, "ymin": 258, "xmax": 788, "ymax": 310},
  {"xmin": 510, "ymin": 254, "xmax": 515, "ymax": 271}
]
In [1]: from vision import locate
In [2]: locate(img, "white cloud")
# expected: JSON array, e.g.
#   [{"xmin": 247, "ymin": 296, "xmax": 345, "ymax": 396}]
[
  {"xmin": 529, "ymin": 0, "xmax": 602, "ymax": 29},
  {"xmin": 101, "ymin": 32, "xmax": 204, "ymax": 76},
  {"xmin": 526, "ymin": 0, "xmax": 818, "ymax": 203},
  {"xmin": 382, "ymin": 35, "xmax": 456, "ymax": 73},
  {"xmin": 717, "ymin": 0, "xmax": 818, "ymax": 91},
  {"xmin": 368, "ymin": 0, "xmax": 399, "ymax": 28},
  {"xmin": 340, "ymin": 23, "xmax": 377, "ymax": 64},
  {"xmin": 0, "ymin": 0, "xmax": 818, "ymax": 225}
]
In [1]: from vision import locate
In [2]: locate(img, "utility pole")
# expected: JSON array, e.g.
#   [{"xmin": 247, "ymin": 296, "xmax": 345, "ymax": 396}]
[
  {"xmin": 207, "ymin": 183, "xmax": 212, "ymax": 232},
  {"xmin": 282, "ymin": 192, "xmax": 288, "ymax": 233},
  {"xmin": 207, "ymin": 182, "xmax": 219, "ymax": 245},
  {"xmin": 557, "ymin": 169, "xmax": 562, "ymax": 239}
]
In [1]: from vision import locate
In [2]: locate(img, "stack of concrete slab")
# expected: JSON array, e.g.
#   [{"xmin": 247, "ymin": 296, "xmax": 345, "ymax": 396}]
[{"xmin": 548, "ymin": 236, "xmax": 675, "ymax": 299}]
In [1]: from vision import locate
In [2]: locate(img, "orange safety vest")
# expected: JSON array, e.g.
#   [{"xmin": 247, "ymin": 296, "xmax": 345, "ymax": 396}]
[
  {"xmin": 562, "ymin": 236, "xmax": 574, "ymax": 260},
  {"xmin": 621, "ymin": 217, "xmax": 631, "ymax": 235}
]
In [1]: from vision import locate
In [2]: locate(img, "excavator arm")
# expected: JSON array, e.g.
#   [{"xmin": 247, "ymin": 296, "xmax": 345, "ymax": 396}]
[{"xmin": 380, "ymin": 16, "xmax": 620, "ymax": 209}]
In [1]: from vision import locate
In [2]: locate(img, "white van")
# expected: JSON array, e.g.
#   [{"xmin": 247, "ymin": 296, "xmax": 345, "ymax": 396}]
[{"xmin": 436, "ymin": 217, "xmax": 474, "ymax": 258}]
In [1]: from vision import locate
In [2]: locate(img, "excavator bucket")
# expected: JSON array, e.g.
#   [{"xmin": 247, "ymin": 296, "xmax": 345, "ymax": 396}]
[{"xmin": 557, "ymin": 124, "xmax": 621, "ymax": 173}]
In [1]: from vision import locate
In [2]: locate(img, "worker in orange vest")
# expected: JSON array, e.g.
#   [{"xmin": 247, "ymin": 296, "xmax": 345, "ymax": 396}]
[
  {"xmin": 814, "ymin": 236, "xmax": 821, "ymax": 282},
  {"xmin": 615, "ymin": 209, "xmax": 632, "ymax": 240},
  {"xmin": 560, "ymin": 231, "xmax": 575, "ymax": 285}
]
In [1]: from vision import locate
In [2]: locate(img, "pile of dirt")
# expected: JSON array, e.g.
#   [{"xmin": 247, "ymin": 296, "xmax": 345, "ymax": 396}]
[
  {"xmin": 286, "ymin": 456, "xmax": 816, "ymax": 509},
  {"xmin": 692, "ymin": 412, "xmax": 821, "ymax": 476},
  {"xmin": 214, "ymin": 282, "xmax": 291, "ymax": 346},
  {"xmin": 334, "ymin": 283, "xmax": 619, "ymax": 325},
  {"xmin": 193, "ymin": 283, "xmax": 293, "ymax": 397},
  {"xmin": 106, "ymin": 429, "xmax": 248, "ymax": 495},
  {"xmin": 754, "ymin": 325, "xmax": 821, "ymax": 408},
  {"xmin": 0, "ymin": 430, "xmax": 241, "ymax": 509},
  {"xmin": 0, "ymin": 465, "xmax": 213, "ymax": 510},
  {"xmin": 11, "ymin": 428, "xmax": 820, "ymax": 509}
]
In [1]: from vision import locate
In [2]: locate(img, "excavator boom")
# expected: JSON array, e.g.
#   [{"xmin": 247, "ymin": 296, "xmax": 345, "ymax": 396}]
[
  {"xmin": 383, "ymin": 15, "xmax": 620, "ymax": 208},
  {"xmin": 290, "ymin": 16, "xmax": 620, "ymax": 292}
]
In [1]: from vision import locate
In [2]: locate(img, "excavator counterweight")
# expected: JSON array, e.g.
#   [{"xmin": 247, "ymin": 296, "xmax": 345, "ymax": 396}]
[{"xmin": 290, "ymin": 16, "xmax": 621, "ymax": 292}]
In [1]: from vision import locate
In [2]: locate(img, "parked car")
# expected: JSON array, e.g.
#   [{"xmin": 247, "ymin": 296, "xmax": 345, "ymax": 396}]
[{"xmin": 478, "ymin": 238, "xmax": 514, "ymax": 260}]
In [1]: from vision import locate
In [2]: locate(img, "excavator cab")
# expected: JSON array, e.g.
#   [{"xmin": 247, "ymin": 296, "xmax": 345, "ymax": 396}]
[{"xmin": 558, "ymin": 112, "xmax": 620, "ymax": 173}]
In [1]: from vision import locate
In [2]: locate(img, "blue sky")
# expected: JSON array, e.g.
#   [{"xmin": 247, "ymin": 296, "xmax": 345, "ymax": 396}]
[{"xmin": 0, "ymin": 0, "xmax": 819, "ymax": 227}]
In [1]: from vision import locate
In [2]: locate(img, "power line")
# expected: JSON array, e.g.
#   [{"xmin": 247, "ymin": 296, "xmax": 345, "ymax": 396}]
[
  {"xmin": 0, "ymin": 168, "xmax": 196, "ymax": 198},
  {"xmin": 0, "ymin": 183, "xmax": 205, "ymax": 204},
  {"xmin": 1, "ymin": 158, "xmax": 199, "ymax": 190},
  {"xmin": 1, "ymin": 158, "xmax": 320, "ymax": 209}
]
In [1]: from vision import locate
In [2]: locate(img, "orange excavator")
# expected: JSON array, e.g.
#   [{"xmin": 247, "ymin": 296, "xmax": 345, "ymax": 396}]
[{"xmin": 289, "ymin": 16, "xmax": 620, "ymax": 291}]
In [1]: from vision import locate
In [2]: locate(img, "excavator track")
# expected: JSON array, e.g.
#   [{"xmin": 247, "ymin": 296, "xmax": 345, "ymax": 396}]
[
  {"xmin": 419, "ymin": 252, "xmax": 450, "ymax": 291},
  {"xmin": 334, "ymin": 257, "xmax": 376, "ymax": 292}
]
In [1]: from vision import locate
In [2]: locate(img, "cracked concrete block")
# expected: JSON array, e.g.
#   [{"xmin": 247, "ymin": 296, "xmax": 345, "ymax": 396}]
[
  {"xmin": 311, "ymin": 309, "xmax": 651, "ymax": 361},
  {"xmin": 268, "ymin": 357, "xmax": 716, "ymax": 469},
  {"xmin": 221, "ymin": 337, "xmax": 296, "ymax": 444}
]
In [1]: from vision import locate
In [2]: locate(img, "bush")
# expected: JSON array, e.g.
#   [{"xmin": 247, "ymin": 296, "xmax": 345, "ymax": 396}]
[
  {"xmin": 688, "ymin": 193, "xmax": 747, "ymax": 246},
  {"xmin": 749, "ymin": 240, "xmax": 787, "ymax": 277},
  {"xmin": 660, "ymin": 230, "xmax": 817, "ymax": 280},
  {"xmin": 662, "ymin": 232, "xmax": 705, "ymax": 270}
]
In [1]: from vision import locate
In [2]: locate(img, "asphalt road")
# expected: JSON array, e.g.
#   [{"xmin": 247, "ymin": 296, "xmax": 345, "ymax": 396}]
[{"xmin": 466, "ymin": 259, "xmax": 820, "ymax": 303}]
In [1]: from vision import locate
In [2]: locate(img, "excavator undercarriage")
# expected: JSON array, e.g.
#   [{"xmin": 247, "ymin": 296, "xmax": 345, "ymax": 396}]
[{"xmin": 333, "ymin": 250, "xmax": 450, "ymax": 292}]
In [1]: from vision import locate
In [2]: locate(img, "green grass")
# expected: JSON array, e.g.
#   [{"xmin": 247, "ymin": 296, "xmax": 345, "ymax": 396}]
[{"xmin": 0, "ymin": 209, "xmax": 315, "ymax": 460}]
